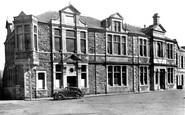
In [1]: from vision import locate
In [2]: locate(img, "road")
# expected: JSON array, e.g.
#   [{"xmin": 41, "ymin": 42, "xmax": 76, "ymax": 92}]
[{"xmin": 0, "ymin": 90, "xmax": 184, "ymax": 115}]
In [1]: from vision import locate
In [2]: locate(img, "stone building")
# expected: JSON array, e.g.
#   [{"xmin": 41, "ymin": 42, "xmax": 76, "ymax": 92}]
[{"xmin": 2, "ymin": 4, "xmax": 184, "ymax": 99}]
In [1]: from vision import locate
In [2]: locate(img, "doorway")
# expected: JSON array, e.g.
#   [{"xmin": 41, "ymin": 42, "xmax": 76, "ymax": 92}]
[
  {"xmin": 67, "ymin": 76, "xmax": 77, "ymax": 87},
  {"xmin": 160, "ymin": 69, "xmax": 165, "ymax": 89}
]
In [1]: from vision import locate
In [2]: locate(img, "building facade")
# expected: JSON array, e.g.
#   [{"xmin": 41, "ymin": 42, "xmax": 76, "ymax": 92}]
[{"xmin": 3, "ymin": 5, "xmax": 185, "ymax": 99}]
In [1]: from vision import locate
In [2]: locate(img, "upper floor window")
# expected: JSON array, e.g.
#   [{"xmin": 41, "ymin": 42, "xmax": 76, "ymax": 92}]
[
  {"xmin": 139, "ymin": 39, "xmax": 147, "ymax": 56},
  {"xmin": 167, "ymin": 44, "xmax": 173, "ymax": 59},
  {"xmin": 54, "ymin": 29, "xmax": 61, "ymax": 51},
  {"xmin": 107, "ymin": 34, "xmax": 126, "ymax": 55},
  {"xmin": 66, "ymin": 30, "xmax": 76, "ymax": 52},
  {"xmin": 16, "ymin": 24, "xmax": 31, "ymax": 51},
  {"xmin": 34, "ymin": 25, "xmax": 38, "ymax": 51},
  {"xmin": 122, "ymin": 36, "xmax": 126, "ymax": 55},
  {"xmin": 157, "ymin": 41, "xmax": 163, "ymax": 57},
  {"xmin": 181, "ymin": 56, "xmax": 184, "ymax": 68},
  {"xmin": 80, "ymin": 31, "xmax": 86, "ymax": 54},
  {"xmin": 113, "ymin": 21, "xmax": 121, "ymax": 32},
  {"xmin": 113, "ymin": 35, "xmax": 120, "ymax": 55},
  {"xmin": 107, "ymin": 35, "xmax": 112, "ymax": 54}
]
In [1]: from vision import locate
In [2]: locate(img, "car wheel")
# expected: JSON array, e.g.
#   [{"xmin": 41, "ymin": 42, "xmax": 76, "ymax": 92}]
[
  {"xmin": 76, "ymin": 94, "xmax": 81, "ymax": 99},
  {"xmin": 57, "ymin": 93, "xmax": 64, "ymax": 100}
]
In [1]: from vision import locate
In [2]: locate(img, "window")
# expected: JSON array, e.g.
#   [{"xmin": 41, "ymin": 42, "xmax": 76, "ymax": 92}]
[
  {"xmin": 66, "ymin": 30, "xmax": 76, "ymax": 52},
  {"xmin": 55, "ymin": 64, "xmax": 62, "ymax": 88},
  {"xmin": 25, "ymin": 34, "xmax": 31, "ymax": 50},
  {"xmin": 122, "ymin": 36, "xmax": 126, "ymax": 55},
  {"xmin": 108, "ymin": 65, "xmax": 127, "ymax": 86},
  {"xmin": 80, "ymin": 31, "xmax": 86, "ymax": 54},
  {"xmin": 167, "ymin": 44, "xmax": 173, "ymax": 59},
  {"xmin": 107, "ymin": 35, "xmax": 112, "ymax": 54},
  {"xmin": 122, "ymin": 66, "xmax": 127, "ymax": 86},
  {"xmin": 167, "ymin": 68, "xmax": 173, "ymax": 84},
  {"xmin": 114, "ymin": 66, "xmax": 121, "ymax": 86},
  {"xmin": 34, "ymin": 25, "xmax": 38, "ymax": 51},
  {"xmin": 139, "ymin": 39, "xmax": 143, "ymax": 56},
  {"xmin": 113, "ymin": 21, "xmax": 121, "ymax": 32},
  {"xmin": 16, "ymin": 25, "xmax": 32, "ymax": 51},
  {"xmin": 24, "ymin": 25, "xmax": 31, "ymax": 33},
  {"xmin": 114, "ymin": 35, "xmax": 120, "ymax": 55},
  {"xmin": 140, "ymin": 66, "xmax": 148, "ymax": 85},
  {"xmin": 108, "ymin": 66, "xmax": 113, "ymax": 86},
  {"xmin": 54, "ymin": 29, "xmax": 61, "ymax": 51},
  {"xmin": 81, "ymin": 65, "xmax": 87, "ymax": 87},
  {"xmin": 157, "ymin": 42, "xmax": 163, "ymax": 57},
  {"xmin": 181, "ymin": 56, "xmax": 183, "ymax": 68},
  {"xmin": 139, "ymin": 39, "xmax": 147, "ymax": 56},
  {"xmin": 155, "ymin": 69, "xmax": 159, "ymax": 84},
  {"xmin": 37, "ymin": 72, "xmax": 46, "ymax": 90}
]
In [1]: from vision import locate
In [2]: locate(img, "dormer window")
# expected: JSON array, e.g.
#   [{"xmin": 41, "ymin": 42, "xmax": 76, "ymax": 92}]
[{"xmin": 113, "ymin": 21, "xmax": 121, "ymax": 32}]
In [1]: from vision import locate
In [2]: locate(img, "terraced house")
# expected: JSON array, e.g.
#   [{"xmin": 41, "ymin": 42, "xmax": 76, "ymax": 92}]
[{"xmin": 3, "ymin": 4, "xmax": 185, "ymax": 99}]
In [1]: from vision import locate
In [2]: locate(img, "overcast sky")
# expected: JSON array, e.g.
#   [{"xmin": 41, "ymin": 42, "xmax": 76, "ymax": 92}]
[{"xmin": 0, "ymin": 0, "xmax": 185, "ymax": 70}]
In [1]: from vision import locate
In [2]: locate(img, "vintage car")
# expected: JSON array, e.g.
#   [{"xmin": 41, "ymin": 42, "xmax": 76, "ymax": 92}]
[{"xmin": 53, "ymin": 87, "xmax": 84, "ymax": 100}]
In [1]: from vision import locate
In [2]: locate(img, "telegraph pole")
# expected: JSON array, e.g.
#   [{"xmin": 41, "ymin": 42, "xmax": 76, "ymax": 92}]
[{"xmin": 28, "ymin": 58, "xmax": 32, "ymax": 101}]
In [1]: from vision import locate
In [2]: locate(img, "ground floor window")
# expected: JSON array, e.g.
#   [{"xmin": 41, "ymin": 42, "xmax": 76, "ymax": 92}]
[
  {"xmin": 81, "ymin": 65, "xmax": 87, "ymax": 87},
  {"xmin": 140, "ymin": 66, "xmax": 148, "ymax": 85},
  {"xmin": 36, "ymin": 71, "xmax": 47, "ymax": 90},
  {"xmin": 167, "ymin": 68, "xmax": 173, "ymax": 84},
  {"xmin": 108, "ymin": 65, "xmax": 127, "ymax": 86},
  {"xmin": 155, "ymin": 69, "xmax": 159, "ymax": 84},
  {"xmin": 54, "ymin": 64, "xmax": 62, "ymax": 88}
]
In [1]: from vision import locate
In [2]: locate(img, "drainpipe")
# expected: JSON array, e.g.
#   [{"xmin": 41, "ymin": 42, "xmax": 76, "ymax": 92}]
[
  {"xmin": 94, "ymin": 31, "xmax": 97, "ymax": 94},
  {"xmin": 105, "ymin": 20, "xmax": 107, "ymax": 94},
  {"xmin": 137, "ymin": 36, "xmax": 140, "ymax": 93},
  {"xmin": 50, "ymin": 19, "xmax": 54, "ymax": 96},
  {"xmin": 59, "ymin": 10, "xmax": 64, "ymax": 88}
]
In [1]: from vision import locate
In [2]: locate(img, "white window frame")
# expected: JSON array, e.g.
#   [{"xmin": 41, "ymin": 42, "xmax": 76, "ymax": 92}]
[{"xmin": 36, "ymin": 71, "xmax": 47, "ymax": 90}]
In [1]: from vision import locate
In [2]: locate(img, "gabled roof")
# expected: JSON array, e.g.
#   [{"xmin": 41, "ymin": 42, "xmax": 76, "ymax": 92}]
[
  {"xmin": 18, "ymin": 11, "xmax": 27, "ymax": 17},
  {"xmin": 109, "ymin": 12, "xmax": 123, "ymax": 19},
  {"xmin": 142, "ymin": 24, "xmax": 166, "ymax": 33},
  {"xmin": 59, "ymin": 4, "xmax": 81, "ymax": 15}
]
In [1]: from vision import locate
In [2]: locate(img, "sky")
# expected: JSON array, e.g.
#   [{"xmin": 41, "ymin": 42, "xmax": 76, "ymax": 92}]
[{"xmin": 0, "ymin": 0, "xmax": 185, "ymax": 70}]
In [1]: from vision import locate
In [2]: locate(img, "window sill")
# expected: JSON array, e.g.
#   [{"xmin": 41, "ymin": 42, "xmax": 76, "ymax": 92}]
[
  {"xmin": 36, "ymin": 89, "xmax": 47, "ymax": 91},
  {"xmin": 108, "ymin": 85, "xmax": 128, "ymax": 87}
]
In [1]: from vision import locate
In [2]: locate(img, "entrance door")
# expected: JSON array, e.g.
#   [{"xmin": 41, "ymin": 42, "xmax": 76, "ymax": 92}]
[
  {"xmin": 160, "ymin": 69, "xmax": 165, "ymax": 89},
  {"xmin": 67, "ymin": 76, "xmax": 77, "ymax": 87}
]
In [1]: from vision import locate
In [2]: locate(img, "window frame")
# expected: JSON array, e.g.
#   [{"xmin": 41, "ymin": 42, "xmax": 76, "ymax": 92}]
[
  {"xmin": 66, "ymin": 30, "xmax": 76, "ymax": 53},
  {"xmin": 54, "ymin": 28, "xmax": 61, "ymax": 51},
  {"xmin": 140, "ymin": 66, "xmax": 148, "ymax": 86},
  {"xmin": 167, "ymin": 68, "xmax": 174, "ymax": 84},
  {"xmin": 107, "ymin": 65, "xmax": 127, "ymax": 87},
  {"xmin": 36, "ymin": 71, "xmax": 47, "ymax": 90},
  {"xmin": 80, "ymin": 31, "xmax": 86, "ymax": 54},
  {"xmin": 107, "ymin": 34, "xmax": 127, "ymax": 56}
]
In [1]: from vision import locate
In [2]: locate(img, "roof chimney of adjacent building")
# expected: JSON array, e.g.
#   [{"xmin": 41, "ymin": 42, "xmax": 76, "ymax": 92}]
[{"xmin": 153, "ymin": 13, "xmax": 160, "ymax": 25}]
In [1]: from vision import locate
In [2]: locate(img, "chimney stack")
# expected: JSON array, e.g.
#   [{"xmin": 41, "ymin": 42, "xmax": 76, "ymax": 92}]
[{"xmin": 153, "ymin": 13, "xmax": 160, "ymax": 25}]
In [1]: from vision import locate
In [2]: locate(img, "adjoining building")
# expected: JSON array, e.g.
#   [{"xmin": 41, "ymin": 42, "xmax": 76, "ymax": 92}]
[{"xmin": 2, "ymin": 4, "xmax": 185, "ymax": 99}]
